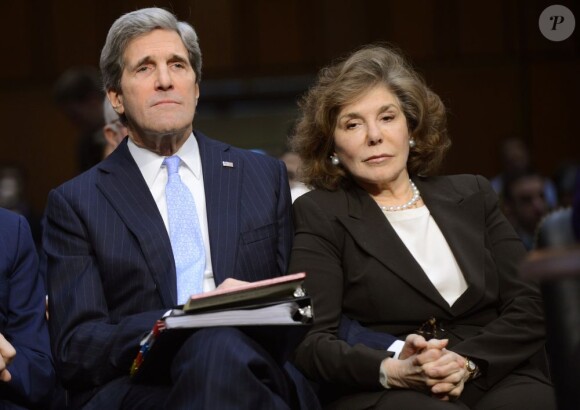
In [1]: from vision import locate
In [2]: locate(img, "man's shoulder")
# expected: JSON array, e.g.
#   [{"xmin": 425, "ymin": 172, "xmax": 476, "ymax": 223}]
[
  {"xmin": 196, "ymin": 130, "xmax": 282, "ymax": 169},
  {"xmin": 0, "ymin": 208, "xmax": 33, "ymax": 260},
  {"xmin": 0, "ymin": 207, "xmax": 21, "ymax": 234},
  {"xmin": 53, "ymin": 165, "xmax": 101, "ymax": 195}
]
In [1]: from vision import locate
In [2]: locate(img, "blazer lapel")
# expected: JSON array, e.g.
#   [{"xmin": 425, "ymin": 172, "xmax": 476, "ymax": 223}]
[
  {"xmin": 95, "ymin": 141, "xmax": 177, "ymax": 306},
  {"xmin": 415, "ymin": 177, "xmax": 486, "ymax": 315},
  {"xmin": 196, "ymin": 131, "xmax": 242, "ymax": 285},
  {"xmin": 337, "ymin": 185, "xmax": 452, "ymax": 312}
]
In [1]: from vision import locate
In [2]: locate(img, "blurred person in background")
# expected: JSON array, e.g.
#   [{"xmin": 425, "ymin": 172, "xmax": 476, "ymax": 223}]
[
  {"xmin": 553, "ymin": 161, "xmax": 580, "ymax": 208},
  {"xmin": 280, "ymin": 151, "xmax": 309, "ymax": 202},
  {"xmin": 0, "ymin": 166, "xmax": 41, "ymax": 247},
  {"xmin": 502, "ymin": 169, "xmax": 549, "ymax": 250},
  {"xmin": 491, "ymin": 137, "xmax": 557, "ymax": 209},
  {"xmin": 102, "ymin": 97, "xmax": 128, "ymax": 158},
  {"xmin": 53, "ymin": 66, "xmax": 106, "ymax": 172}
]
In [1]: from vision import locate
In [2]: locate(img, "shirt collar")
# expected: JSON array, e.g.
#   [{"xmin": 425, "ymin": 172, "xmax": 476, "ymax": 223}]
[{"xmin": 127, "ymin": 132, "xmax": 202, "ymax": 188}]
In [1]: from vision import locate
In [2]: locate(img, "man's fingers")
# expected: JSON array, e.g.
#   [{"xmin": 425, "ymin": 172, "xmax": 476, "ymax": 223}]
[
  {"xmin": 0, "ymin": 353, "xmax": 11, "ymax": 383},
  {"xmin": 0, "ymin": 334, "xmax": 16, "ymax": 365},
  {"xmin": 0, "ymin": 368, "xmax": 11, "ymax": 382}
]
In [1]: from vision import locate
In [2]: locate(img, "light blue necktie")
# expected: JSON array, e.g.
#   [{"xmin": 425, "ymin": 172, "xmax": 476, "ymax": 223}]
[{"xmin": 164, "ymin": 155, "xmax": 205, "ymax": 304}]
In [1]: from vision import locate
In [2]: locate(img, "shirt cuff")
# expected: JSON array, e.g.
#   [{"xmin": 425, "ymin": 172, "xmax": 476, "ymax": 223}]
[{"xmin": 388, "ymin": 339, "xmax": 405, "ymax": 359}]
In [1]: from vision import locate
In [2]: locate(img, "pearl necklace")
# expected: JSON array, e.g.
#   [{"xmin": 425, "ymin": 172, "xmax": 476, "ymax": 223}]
[{"xmin": 380, "ymin": 180, "xmax": 421, "ymax": 212}]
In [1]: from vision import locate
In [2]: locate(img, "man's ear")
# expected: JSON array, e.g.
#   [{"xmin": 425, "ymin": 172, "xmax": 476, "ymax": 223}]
[{"xmin": 107, "ymin": 90, "xmax": 124, "ymax": 114}]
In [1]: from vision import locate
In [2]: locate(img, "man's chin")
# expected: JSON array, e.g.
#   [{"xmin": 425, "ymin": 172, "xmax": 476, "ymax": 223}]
[{"xmin": 145, "ymin": 122, "xmax": 192, "ymax": 138}]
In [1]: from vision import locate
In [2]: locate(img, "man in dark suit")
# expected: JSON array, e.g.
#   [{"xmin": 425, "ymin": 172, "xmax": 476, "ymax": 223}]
[
  {"xmin": 43, "ymin": 7, "xmax": 315, "ymax": 409},
  {"xmin": 0, "ymin": 208, "xmax": 54, "ymax": 409}
]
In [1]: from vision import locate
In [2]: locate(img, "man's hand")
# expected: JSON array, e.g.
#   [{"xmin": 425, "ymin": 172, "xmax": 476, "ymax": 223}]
[
  {"xmin": 0, "ymin": 333, "xmax": 16, "ymax": 382},
  {"xmin": 216, "ymin": 278, "xmax": 249, "ymax": 290}
]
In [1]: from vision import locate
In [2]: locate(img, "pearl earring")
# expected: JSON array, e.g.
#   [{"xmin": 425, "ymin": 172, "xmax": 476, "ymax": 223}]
[
  {"xmin": 409, "ymin": 139, "xmax": 416, "ymax": 148},
  {"xmin": 330, "ymin": 155, "xmax": 340, "ymax": 166}
]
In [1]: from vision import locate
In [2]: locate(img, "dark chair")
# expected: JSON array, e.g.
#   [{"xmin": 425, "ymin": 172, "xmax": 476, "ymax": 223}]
[{"xmin": 521, "ymin": 207, "xmax": 580, "ymax": 410}]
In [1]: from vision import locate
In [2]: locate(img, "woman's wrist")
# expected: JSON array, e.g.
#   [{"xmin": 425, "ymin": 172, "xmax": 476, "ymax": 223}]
[
  {"xmin": 463, "ymin": 357, "xmax": 481, "ymax": 381},
  {"xmin": 379, "ymin": 358, "xmax": 394, "ymax": 389}
]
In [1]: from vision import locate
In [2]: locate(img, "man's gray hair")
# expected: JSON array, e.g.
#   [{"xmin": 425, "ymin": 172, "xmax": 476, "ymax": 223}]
[{"xmin": 100, "ymin": 7, "xmax": 202, "ymax": 93}]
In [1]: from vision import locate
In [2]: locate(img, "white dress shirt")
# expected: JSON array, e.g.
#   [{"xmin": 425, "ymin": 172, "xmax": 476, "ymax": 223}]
[{"xmin": 127, "ymin": 133, "xmax": 216, "ymax": 292}]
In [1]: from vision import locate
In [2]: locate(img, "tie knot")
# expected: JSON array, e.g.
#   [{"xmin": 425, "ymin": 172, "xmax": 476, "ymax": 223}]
[{"xmin": 164, "ymin": 155, "xmax": 181, "ymax": 175}]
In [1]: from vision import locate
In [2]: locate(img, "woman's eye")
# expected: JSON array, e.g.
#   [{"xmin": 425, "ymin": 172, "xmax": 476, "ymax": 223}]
[{"xmin": 345, "ymin": 122, "xmax": 359, "ymax": 130}]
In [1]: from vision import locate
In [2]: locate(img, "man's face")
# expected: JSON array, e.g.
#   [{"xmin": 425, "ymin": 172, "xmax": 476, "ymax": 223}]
[
  {"xmin": 509, "ymin": 176, "xmax": 548, "ymax": 233},
  {"xmin": 107, "ymin": 29, "xmax": 199, "ymax": 143}
]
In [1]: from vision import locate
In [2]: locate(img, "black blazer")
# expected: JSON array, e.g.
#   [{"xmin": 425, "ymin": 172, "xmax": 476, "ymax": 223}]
[{"xmin": 289, "ymin": 174, "xmax": 547, "ymax": 392}]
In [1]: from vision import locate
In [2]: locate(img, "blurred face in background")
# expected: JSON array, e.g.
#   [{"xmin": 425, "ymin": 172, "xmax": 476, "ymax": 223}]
[
  {"xmin": 506, "ymin": 175, "xmax": 548, "ymax": 233},
  {"xmin": 103, "ymin": 119, "xmax": 128, "ymax": 157}
]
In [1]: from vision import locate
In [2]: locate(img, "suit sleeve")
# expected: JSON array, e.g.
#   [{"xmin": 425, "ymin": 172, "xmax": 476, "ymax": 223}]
[
  {"xmin": 450, "ymin": 175, "xmax": 546, "ymax": 387},
  {"xmin": 275, "ymin": 160, "xmax": 294, "ymax": 275},
  {"xmin": 43, "ymin": 189, "xmax": 164, "ymax": 389},
  {"xmin": 289, "ymin": 195, "xmax": 391, "ymax": 389},
  {"xmin": 0, "ymin": 215, "xmax": 55, "ymax": 406}
]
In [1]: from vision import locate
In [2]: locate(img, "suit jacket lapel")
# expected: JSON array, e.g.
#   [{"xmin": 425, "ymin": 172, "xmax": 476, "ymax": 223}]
[
  {"xmin": 196, "ymin": 131, "xmax": 242, "ymax": 285},
  {"xmin": 337, "ymin": 184, "xmax": 452, "ymax": 312},
  {"xmin": 415, "ymin": 177, "xmax": 486, "ymax": 315},
  {"xmin": 95, "ymin": 141, "xmax": 177, "ymax": 306}
]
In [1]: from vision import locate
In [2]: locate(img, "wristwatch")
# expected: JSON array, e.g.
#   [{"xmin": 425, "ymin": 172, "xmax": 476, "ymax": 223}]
[{"xmin": 464, "ymin": 357, "xmax": 480, "ymax": 380}]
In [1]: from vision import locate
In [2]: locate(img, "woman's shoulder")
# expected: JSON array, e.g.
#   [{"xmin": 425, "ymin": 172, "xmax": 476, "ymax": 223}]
[
  {"xmin": 418, "ymin": 174, "xmax": 493, "ymax": 194},
  {"xmin": 293, "ymin": 187, "xmax": 351, "ymax": 213}
]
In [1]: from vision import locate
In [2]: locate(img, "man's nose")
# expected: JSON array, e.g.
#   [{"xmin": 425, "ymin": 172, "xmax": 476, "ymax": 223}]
[{"xmin": 155, "ymin": 66, "xmax": 173, "ymax": 90}]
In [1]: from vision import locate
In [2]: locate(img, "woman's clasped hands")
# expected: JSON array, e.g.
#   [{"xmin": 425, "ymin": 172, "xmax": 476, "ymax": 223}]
[{"xmin": 380, "ymin": 334, "xmax": 469, "ymax": 401}]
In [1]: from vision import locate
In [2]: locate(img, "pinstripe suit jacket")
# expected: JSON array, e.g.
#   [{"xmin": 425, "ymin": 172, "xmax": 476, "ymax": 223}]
[
  {"xmin": 43, "ymin": 131, "xmax": 293, "ymax": 405},
  {"xmin": 0, "ymin": 208, "xmax": 55, "ymax": 407}
]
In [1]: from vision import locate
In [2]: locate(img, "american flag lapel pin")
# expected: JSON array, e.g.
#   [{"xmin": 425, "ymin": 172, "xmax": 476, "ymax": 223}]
[{"xmin": 222, "ymin": 161, "xmax": 234, "ymax": 168}]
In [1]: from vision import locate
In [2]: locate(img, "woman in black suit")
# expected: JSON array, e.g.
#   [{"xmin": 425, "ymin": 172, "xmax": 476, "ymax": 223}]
[{"xmin": 289, "ymin": 45, "xmax": 555, "ymax": 409}]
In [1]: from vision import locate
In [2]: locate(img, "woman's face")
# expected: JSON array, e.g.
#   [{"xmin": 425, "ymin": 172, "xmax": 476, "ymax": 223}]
[{"xmin": 333, "ymin": 84, "xmax": 411, "ymax": 192}]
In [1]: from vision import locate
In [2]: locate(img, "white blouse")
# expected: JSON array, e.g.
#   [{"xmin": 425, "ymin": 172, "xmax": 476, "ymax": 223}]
[{"xmin": 383, "ymin": 205, "xmax": 467, "ymax": 306}]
